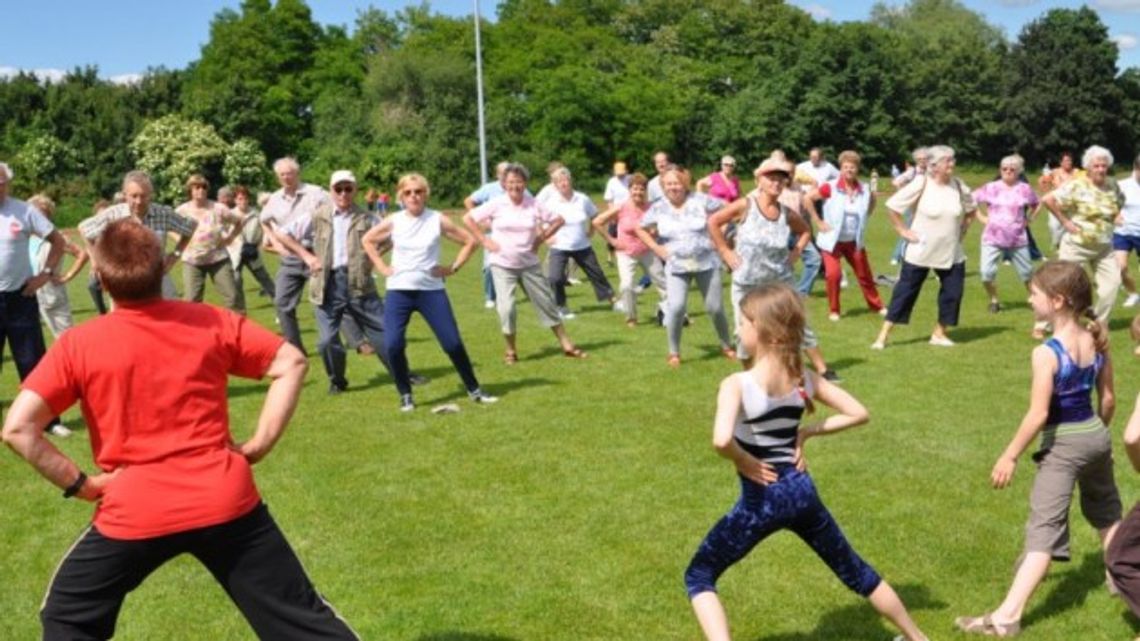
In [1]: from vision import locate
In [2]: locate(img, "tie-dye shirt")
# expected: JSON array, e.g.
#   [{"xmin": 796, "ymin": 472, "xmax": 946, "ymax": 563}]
[{"xmin": 973, "ymin": 180, "xmax": 1039, "ymax": 248}]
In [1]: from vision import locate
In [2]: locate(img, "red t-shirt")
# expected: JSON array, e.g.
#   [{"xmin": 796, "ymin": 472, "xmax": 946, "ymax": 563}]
[{"xmin": 24, "ymin": 299, "xmax": 284, "ymax": 540}]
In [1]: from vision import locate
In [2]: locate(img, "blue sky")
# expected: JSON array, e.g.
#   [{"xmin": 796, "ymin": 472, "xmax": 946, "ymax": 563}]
[{"xmin": 2, "ymin": 0, "xmax": 1139, "ymax": 82}]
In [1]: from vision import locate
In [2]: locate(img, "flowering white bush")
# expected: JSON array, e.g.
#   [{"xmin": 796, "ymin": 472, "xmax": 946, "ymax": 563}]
[
  {"xmin": 15, "ymin": 134, "xmax": 82, "ymax": 190},
  {"xmin": 130, "ymin": 115, "xmax": 226, "ymax": 203},
  {"xmin": 223, "ymin": 138, "xmax": 268, "ymax": 190}
]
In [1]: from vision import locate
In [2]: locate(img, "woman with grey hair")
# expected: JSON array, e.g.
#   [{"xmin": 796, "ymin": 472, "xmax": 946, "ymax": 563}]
[
  {"xmin": 873, "ymin": 145, "xmax": 976, "ymax": 349},
  {"xmin": 463, "ymin": 163, "xmax": 586, "ymax": 363},
  {"xmin": 972, "ymin": 153, "xmax": 1039, "ymax": 314},
  {"xmin": 1041, "ymin": 144, "xmax": 1126, "ymax": 323},
  {"xmin": 544, "ymin": 167, "xmax": 616, "ymax": 317}
]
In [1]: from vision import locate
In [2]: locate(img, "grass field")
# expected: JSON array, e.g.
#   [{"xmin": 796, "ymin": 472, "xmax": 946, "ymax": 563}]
[{"xmin": 3, "ymin": 168, "xmax": 1140, "ymax": 640}]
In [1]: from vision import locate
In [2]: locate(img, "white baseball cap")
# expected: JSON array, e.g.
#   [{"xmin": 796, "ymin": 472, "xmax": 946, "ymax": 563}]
[{"xmin": 329, "ymin": 170, "xmax": 357, "ymax": 188}]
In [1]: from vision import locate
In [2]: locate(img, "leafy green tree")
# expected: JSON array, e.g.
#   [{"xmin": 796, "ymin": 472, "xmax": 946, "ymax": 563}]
[
  {"xmin": 130, "ymin": 114, "xmax": 227, "ymax": 204},
  {"xmin": 870, "ymin": 0, "xmax": 1006, "ymax": 161},
  {"xmin": 1001, "ymin": 7, "xmax": 1123, "ymax": 164}
]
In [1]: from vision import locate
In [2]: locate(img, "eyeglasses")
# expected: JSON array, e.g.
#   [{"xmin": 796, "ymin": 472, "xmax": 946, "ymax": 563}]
[
  {"xmin": 401, "ymin": 188, "xmax": 426, "ymax": 197},
  {"xmin": 333, "ymin": 185, "xmax": 355, "ymax": 194}
]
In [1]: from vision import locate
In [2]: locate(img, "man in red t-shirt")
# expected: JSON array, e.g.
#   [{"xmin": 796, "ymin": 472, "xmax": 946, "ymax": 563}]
[{"xmin": 2, "ymin": 219, "xmax": 358, "ymax": 640}]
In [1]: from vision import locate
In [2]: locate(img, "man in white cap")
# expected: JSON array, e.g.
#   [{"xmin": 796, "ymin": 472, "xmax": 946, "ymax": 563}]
[{"xmin": 275, "ymin": 170, "xmax": 426, "ymax": 395}]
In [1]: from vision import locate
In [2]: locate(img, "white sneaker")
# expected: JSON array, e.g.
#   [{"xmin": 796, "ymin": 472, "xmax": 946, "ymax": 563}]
[
  {"xmin": 828, "ymin": 313, "xmax": 840, "ymax": 322},
  {"xmin": 1125, "ymin": 293, "xmax": 1140, "ymax": 308},
  {"xmin": 929, "ymin": 335, "xmax": 955, "ymax": 347},
  {"xmin": 634, "ymin": 284, "xmax": 648, "ymax": 294},
  {"xmin": 612, "ymin": 300, "xmax": 626, "ymax": 313},
  {"xmin": 878, "ymin": 308, "xmax": 888, "ymax": 316},
  {"xmin": 840, "ymin": 276, "xmax": 849, "ymax": 289},
  {"xmin": 567, "ymin": 277, "xmax": 582, "ymax": 286},
  {"xmin": 870, "ymin": 341, "xmax": 885, "ymax": 350},
  {"xmin": 47, "ymin": 424, "xmax": 72, "ymax": 438},
  {"xmin": 889, "ymin": 258, "xmax": 899, "ymax": 266},
  {"xmin": 484, "ymin": 300, "xmax": 496, "ymax": 309},
  {"xmin": 558, "ymin": 307, "xmax": 576, "ymax": 320}
]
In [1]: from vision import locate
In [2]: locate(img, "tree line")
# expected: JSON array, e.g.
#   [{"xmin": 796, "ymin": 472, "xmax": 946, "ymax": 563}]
[{"xmin": 2, "ymin": 0, "xmax": 1139, "ymax": 209}]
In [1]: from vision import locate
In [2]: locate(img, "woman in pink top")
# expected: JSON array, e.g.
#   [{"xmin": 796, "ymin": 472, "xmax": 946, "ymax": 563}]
[
  {"xmin": 697, "ymin": 155, "xmax": 741, "ymax": 203},
  {"xmin": 463, "ymin": 163, "xmax": 585, "ymax": 363},
  {"xmin": 973, "ymin": 154, "xmax": 1040, "ymax": 315},
  {"xmin": 593, "ymin": 173, "xmax": 666, "ymax": 327},
  {"xmin": 176, "ymin": 174, "xmax": 244, "ymax": 312}
]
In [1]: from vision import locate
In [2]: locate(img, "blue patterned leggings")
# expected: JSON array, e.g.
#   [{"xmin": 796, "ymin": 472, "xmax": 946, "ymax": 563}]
[{"xmin": 684, "ymin": 469, "xmax": 881, "ymax": 598}]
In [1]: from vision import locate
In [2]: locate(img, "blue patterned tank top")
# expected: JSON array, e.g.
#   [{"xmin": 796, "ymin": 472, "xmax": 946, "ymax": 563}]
[{"xmin": 1044, "ymin": 337, "xmax": 1102, "ymax": 426}]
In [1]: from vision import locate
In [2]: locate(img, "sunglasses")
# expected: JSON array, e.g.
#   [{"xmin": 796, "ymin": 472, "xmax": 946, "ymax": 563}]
[
  {"xmin": 402, "ymin": 188, "xmax": 426, "ymax": 197},
  {"xmin": 333, "ymin": 184, "xmax": 355, "ymax": 194}
]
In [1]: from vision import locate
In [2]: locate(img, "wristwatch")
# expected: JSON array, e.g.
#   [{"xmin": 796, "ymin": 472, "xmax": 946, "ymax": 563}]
[{"xmin": 63, "ymin": 471, "xmax": 88, "ymax": 499}]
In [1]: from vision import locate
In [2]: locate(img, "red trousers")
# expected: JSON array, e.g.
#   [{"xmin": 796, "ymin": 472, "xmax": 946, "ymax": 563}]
[{"xmin": 822, "ymin": 241, "xmax": 883, "ymax": 315}]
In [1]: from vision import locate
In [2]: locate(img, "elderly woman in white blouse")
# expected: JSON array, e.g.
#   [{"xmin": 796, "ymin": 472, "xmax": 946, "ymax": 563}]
[{"xmin": 872, "ymin": 145, "xmax": 976, "ymax": 349}]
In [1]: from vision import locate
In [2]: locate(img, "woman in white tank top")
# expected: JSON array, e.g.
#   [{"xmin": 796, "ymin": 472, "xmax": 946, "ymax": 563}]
[{"xmin": 362, "ymin": 173, "xmax": 497, "ymax": 412}]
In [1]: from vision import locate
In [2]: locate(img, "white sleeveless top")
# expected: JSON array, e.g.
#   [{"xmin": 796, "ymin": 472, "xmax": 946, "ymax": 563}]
[{"xmin": 387, "ymin": 209, "xmax": 444, "ymax": 291}]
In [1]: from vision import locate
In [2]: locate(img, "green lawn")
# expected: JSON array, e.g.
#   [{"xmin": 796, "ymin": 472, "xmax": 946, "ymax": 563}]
[{"xmin": 3, "ymin": 169, "xmax": 1140, "ymax": 639}]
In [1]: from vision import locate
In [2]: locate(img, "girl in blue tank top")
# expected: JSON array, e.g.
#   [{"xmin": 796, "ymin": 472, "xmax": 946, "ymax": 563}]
[
  {"xmin": 956, "ymin": 261, "xmax": 1122, "ymax": 637},
  {"xmin": 684, "ymin": 283, "xmax": 929, "ymax": 641}
]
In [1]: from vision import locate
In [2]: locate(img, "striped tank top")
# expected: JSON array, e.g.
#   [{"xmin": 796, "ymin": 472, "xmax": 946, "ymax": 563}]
[{"xmin": 732, "ymin": 371, "xmax": 813, "ymax": 465}]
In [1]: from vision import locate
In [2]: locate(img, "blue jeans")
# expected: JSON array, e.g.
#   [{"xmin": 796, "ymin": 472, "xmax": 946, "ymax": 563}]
[
  {"xmin": 789, "ymin": 236, "xmax": 822, "ymax": 295},
  {"xmin": 314, "ymin": 269, "xmax": 392, "ymax": 387},
  {"xmin": 684, "ymin": 468, "xmax": 881, "ymax": 598},
  {"xmin": 384, "ymin": 289, "xmax": 480, "ymax": 396}
]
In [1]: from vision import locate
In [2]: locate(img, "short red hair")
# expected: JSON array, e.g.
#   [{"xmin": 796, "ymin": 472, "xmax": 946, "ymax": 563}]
[{"xmin": 93, "ymin": 220, "xmax": 163, "ymax": 301}]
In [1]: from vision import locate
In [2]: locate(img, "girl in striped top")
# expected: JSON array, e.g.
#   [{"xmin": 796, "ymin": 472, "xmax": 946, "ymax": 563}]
[
  {"xmin": 956, "ymin": 261, "xmax": 1121, "ymax": 637},
  {"xmin": 684, "ymin": 282, "xmax": 928, "ymax": 641}
]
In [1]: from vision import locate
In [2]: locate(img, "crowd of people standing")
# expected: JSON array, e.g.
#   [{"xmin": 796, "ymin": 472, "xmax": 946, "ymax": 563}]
[{"xmin": 6, "ymin": 140, "xmax": 1140, "ymax": 639}]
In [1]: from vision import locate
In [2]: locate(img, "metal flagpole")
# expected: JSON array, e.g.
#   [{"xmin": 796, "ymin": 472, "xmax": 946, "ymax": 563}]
[{"xmin": 474, "ymin": 0, "xmax": 488, "ymax": 184}]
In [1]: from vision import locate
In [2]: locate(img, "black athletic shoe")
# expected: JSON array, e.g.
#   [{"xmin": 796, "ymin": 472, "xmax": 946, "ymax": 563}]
[
  {"xmin": 328, "ymin": 381, "xmax": 348, "ymax": 395},
  {"xmin": 820, "ymin": 369, "xmax": 842, "ymax": 384},
  {"xmin": 399, "ymin": 394, "xmax": 415, "ymax": 412}
]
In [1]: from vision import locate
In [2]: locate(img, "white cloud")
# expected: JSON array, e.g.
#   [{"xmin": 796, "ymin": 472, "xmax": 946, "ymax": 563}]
[
  {"xmin": 1094, "ymin": 0, "xmax": 1140, "ymax": 11},
  {"xmin": 1115, "ymin": 33, "xmax": 1139, "ymax": 49},
  {"xmin": 0, "ymin": 66, "xmax": 66, "ymax": 82},
  {"xmin": 0, "ymin": 65, "xmax": 144, "ymax": 84},
  {"xmin": 802, "ymin": 4, "xmax": 832, "ymax": 20},
  {"xmin": 109, "ymin": 73, "xmax": 143, "ymax": 86}
]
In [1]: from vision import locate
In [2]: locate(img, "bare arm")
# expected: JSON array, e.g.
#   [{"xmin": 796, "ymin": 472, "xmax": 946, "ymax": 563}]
[
  {"xmin": 2, "ymin": 390, "xmax": 119, "ymax": 501},
  {"xmin": 361, "ymin": 218, "xmax": 396, "ymax": 276},
  {"xmin": 992, "ymin": 346, "xmax": 1055, "ymax": 488},
  {"xmin": 274, "ymin": 230, "xmax": 321, "ymax": 273},
  {"xmin": 802, "ymin": 188, "xmax": 828, "ymax": 230},
  {"xmin": 592, "ymin": 204, "xmax": 621, "ymax": 247},
  {"xmin": 634, "ymin": 225, "xmax": 667, "ymax": 261},
  {"xmin": 1123, "ymin": 393, "xmax": 1140, "ymax": 472},
  {"xmin": 1042, "ymin": 192, "xmax": 1079, "ymax": 235},
  {"xmin": 462, "ymin": 212, "xmax": 499, "ymax": 253},
  {"xmin": 24, "ymin": 230, "xmax": 66, "ymax": 295},
  {"xmin": 237, "ymin": 343, "xmax": 308, "ymax": 464},
  {"xmin": 707, "ymin": 198, "xmax": 747, "ymax": 270},
  {"xmin": 439, "ymin": 214, "xmax": 477, "ymax": 275},
  {"xmin": 798, "ymin": 372, "xmax": 870, "ymax": 440},
  {"xmin": 59, "ymin": 237, "xmax": 89, "ymax": 284},
  {"xmin": 1097, "ymin": 351, "xmax": 1115, "ymax": 426}
]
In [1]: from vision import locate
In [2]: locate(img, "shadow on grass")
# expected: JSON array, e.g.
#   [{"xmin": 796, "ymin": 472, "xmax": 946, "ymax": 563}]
[
  {"xmin": 421, "ymin": 376, "xmax": 556, "ymax": 404},
  {"xmin": 529, "ymin": 338, "xmax": 624, "ymax": 361},
  {"xmin": 415, "ymin": 633, "xmax": 521, "ymax": 641},
  {"xmin": 1021, "ymin": 551, "xmax": 1111, "ymax": 630},
  {"xmin": 887, "ymin": 324, "xmax": 1008, "ymax": 348},
  {"xmin": 751, "ymin": 583, "xmax": 946, "ymax": 641}
]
